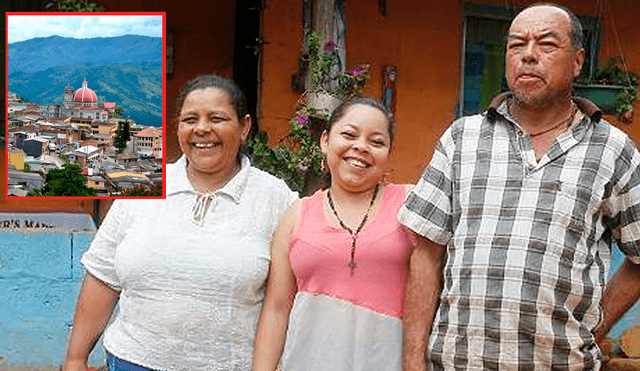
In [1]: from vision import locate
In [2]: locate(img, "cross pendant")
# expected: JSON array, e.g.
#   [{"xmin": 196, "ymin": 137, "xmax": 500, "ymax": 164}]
[{"xmin": 348, "ymin": 236, "xmax": 357, "ymax": 274}]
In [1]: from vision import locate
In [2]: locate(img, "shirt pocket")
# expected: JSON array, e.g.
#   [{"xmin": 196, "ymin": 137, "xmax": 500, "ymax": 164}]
[{"xmin": 548, "ymin": 180, "xmax": 599, "ymax": 265}]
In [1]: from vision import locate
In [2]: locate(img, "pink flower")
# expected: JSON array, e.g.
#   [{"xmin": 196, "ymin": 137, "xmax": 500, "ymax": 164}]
[
  {"xmin": 351, "ymin": 66, "xmax": 365, "ymax": 76},
  {"xmin": 324, "ymin": 41, "xmax": 337, "ymax": 52},
  {"xmin": 297, "ymin": 114, "xmax": 309, "ymax": 125}
]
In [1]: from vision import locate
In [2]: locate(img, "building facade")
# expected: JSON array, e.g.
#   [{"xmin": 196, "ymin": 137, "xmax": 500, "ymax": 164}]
[
  {"xmin": 134, "ymin": 127, "xmax": 162, "ymax": 159},
  {"xmin": 8, "ymin": 148, "xmax": 25, "ymax": 171}
]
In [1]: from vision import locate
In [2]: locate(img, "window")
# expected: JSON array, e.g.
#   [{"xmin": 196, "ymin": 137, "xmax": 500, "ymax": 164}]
[{"xmin": 459, "ymin": 3, "xmax": 600, "ymax": 117}]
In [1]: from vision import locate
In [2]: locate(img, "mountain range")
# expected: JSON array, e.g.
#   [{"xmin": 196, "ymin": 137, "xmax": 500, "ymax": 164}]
[
  {"xmin": 8, "ymin": 35, "xmax": 162, "ymax": 127},
  {"xmin": 8, "ymin": 35, "xmax": 162, "ymax": 75}
]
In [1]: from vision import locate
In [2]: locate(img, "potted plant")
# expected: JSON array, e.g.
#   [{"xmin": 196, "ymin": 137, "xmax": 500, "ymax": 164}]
[
  {"xmin": 245, "ymin": 31, "xmax": 371, "ymax": 194},
  {"xmin": 574, "ymin": 55, "xmax": 638, "ymax": 122}
]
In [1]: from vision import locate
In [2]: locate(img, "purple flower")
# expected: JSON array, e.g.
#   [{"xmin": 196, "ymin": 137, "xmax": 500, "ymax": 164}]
[
  {"xmin": 351, "ymin": 66, "xmax": 365, "ymax": 76},
  {"xmin": 324, "ymin": 41, "xmax": 337, "ymax": 52},
  {"xmin": 297, "ymin": 114, "xmax": 309, "ymax": 125}
]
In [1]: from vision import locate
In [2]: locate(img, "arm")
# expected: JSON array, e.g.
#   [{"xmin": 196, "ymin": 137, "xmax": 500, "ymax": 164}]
[
  {"xmin": 63, "ymin": 273, "xmax": 120, "ymax": 371},
  {"xmin": 402, "ymin": 236, "xmax": 446, "ymax": 371},
  {"xmin": 253, "ymin": 201, "xmax": 301, "ymax": 371},
  {"xmin": 593, "ymin": 257, "xmax": 640, "ymax": 342}
]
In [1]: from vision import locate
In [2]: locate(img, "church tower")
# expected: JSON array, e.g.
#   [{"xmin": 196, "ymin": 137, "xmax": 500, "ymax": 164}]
[{"xmin": 64, "ymin": 86, "xmax": 74, "ymax": 109}]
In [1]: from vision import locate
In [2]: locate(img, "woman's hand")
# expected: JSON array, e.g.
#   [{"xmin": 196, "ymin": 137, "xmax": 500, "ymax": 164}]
[{"xmin": 61, "ymin": 358, "xmax": 88, "ymax": 371}]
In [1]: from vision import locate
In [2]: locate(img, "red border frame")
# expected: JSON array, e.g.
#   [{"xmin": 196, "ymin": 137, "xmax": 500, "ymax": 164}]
[{"xmin": 5, "ymin": 12, "xmax": 167, "ymax": 200}]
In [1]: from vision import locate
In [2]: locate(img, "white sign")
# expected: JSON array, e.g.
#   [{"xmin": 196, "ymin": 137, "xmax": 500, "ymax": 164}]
[{"xmin": 0, "ymin": 213, "xmax": 96, "ymax": 232}]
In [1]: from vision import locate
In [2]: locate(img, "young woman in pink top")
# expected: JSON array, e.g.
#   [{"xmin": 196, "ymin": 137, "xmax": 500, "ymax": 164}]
[{"xmin": 253, "ymin": 97, "xmax": 417, "ymax": 371}]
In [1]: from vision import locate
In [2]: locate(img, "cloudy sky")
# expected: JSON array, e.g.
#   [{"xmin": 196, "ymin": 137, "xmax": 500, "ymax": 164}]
[{"xmin": 7, "ymin": 14, "xmax": 163, "ymax": 44}]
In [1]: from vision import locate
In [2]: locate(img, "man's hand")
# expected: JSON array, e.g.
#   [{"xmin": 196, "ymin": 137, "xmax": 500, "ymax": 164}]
[
  {"xmin": 402, "ymin": 237, "xmax": 446, "ymax": 371},
  {"xmin": 597, "ymin": 257, "xmax": 640, "ymax": 343}
]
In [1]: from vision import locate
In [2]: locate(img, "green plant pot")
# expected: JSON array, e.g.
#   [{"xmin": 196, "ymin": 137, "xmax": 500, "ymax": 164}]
[{"xmin": 573, "ymin": 84, "xmax": 627, "ymax": 114}]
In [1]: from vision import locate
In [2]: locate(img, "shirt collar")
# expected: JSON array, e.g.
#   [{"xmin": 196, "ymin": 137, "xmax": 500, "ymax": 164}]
[
  {"xmin": 166, "ymin": 155, "xmax": 251, "ymax": 203},
  {"xmin": 486, "ymin": 91, "xmax": 603, "ymax": 123}
]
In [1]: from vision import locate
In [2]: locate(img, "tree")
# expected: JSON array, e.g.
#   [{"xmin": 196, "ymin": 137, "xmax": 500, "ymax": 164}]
[
  {"xmin": 26, "ymin": 188, "xmax": 43, "ymax": 197},
  {"xmin": 118, "ymin": 183, "xmax": 162, "ymax": 197},
  {"xmin": 110, "ymin": 106, "xmax": 125, "ymax": 119},
  {"xmin": 38, "ymin": 162, "xmax": 98, "ymax": 196},
  {"xmin": 123, "ymin": 119, "xmax": 131, "ymax": 142},
  {"xmin": 113, "ymin": 121, "xmax": 128, "ymax": 151}
]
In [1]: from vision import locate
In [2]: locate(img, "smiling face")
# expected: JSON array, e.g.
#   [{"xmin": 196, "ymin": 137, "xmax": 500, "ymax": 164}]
[
  {"xmin": 506, "ymin": 5, "xmax": 584, "ymax": 109},
  {"xmin": 177, "ymin": 87, "xmax": 251, "ymax": 181},
  {"xmin": 320, "ymin": 104, "xmax": 391, "ymax": 193}
]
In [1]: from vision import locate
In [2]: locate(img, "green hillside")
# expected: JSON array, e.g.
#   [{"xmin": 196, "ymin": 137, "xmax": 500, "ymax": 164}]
[
  {"xmin": 8, "ymin": 35, "xmax": 162, "ymax": 75},
  {"xmin": 8, "ymin": 61, "xmax": 162, "ymax": 127}
]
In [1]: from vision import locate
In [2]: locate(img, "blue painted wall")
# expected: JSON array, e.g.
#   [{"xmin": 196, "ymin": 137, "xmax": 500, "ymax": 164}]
[
  {"xmin": 608, "ymin": 244, "xmax": 640, "ymax": 339},
  {"xmin": 0, "ymin": 213, "xmax": 105, "ymax": 369}
]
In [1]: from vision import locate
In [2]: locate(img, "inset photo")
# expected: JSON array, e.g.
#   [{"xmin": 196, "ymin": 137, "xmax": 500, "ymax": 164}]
[{"xmin": 6, "ymin": 12, "xmax": 165, "ymax": 198}]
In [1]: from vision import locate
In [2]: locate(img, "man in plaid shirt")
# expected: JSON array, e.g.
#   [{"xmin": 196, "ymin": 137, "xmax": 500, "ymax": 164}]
[{"xmin": 399, "ymin": 3, "xmax": 640, "ymax": 370}]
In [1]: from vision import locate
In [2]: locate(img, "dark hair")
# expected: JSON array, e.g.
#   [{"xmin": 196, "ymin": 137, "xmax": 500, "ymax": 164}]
[
  {"xmin": 327, "ymin": 96, "xmax": 396, "ymax": 148},
  {"xmin": 521, "ymin": 3, "xmax": 583, "ymax": 50},
  {"xmin": 175, "ymin": 74, "xmax": 249, "ymax": 121}
]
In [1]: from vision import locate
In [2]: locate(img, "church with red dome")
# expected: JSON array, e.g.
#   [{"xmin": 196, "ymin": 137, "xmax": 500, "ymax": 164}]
[{"xmin": 61, "ymin": 80, "xmax": 114, "ymax": 121}]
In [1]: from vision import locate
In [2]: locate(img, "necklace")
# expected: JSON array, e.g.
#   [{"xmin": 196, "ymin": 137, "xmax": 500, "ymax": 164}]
[
  {"xmin": 527, "ymin": 102, "xmax": 578, "ymax": 137},
  {"xmin": 327, "ymin": 183, "xmax": 380, "ymax": 274}
]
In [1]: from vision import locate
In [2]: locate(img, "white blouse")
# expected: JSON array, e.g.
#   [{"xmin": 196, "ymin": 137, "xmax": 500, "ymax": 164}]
[{"xmin": 82, "ymin": 155, "xmax": 297, "ymax": 370}]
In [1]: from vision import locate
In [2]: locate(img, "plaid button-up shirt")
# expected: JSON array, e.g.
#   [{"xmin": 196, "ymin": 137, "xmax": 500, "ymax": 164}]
[{"xmin": 399, "ymin": 93, "xmax": 640, "ymax": 370}]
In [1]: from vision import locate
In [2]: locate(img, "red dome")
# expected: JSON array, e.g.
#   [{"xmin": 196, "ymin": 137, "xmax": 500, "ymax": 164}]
[{"xmin": 73, "ymin": 80, "xmax": 98, "ymax": 103}]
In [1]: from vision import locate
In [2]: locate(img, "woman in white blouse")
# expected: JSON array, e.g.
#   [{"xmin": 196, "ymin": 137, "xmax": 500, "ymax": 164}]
[{"xmin": 63, "ymin": 75, "xmax": 297, "ymax": 371}]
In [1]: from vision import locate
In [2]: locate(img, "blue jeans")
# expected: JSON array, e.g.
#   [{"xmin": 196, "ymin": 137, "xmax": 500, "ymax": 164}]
[{"xmin": 106, "ymin": 352, "xmax": 158, "ymax": 371}]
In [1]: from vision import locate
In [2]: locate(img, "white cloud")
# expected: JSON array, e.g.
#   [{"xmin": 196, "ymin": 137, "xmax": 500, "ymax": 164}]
[{"xmin": 7, "ymin": 14, "xmax": 163, "ymax": 44}]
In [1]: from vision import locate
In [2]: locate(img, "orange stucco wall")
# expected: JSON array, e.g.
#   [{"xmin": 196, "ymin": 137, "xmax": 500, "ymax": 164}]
[
  {"xmin": 259, "ymin": 0, "xmax": 306, "ymax": 144},
  {"xmin": 342, "ymin": 1, "xmax": 462, "ymax": 183},
  {"xmin": 260, "ymin": 0, "xmax": 640, "ymax": 184}
]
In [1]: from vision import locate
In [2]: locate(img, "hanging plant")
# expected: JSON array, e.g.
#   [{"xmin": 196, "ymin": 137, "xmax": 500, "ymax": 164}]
[
  {"xmin": 575, "ymin": 55, "xmax": 638, "ymax": 122},
  {"xmin": 246, "ymin": 31, "xmax": 371, "ymax": 194}
]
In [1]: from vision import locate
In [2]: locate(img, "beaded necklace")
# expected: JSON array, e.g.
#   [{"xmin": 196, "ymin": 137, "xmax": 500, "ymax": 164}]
[
  {"xmin": 509, "ymin": 101, "xmax": 578, "ymax": 137},
  {"xmin": 326, "ymin": 183, "xmax": 380, "ymax": 275}
]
